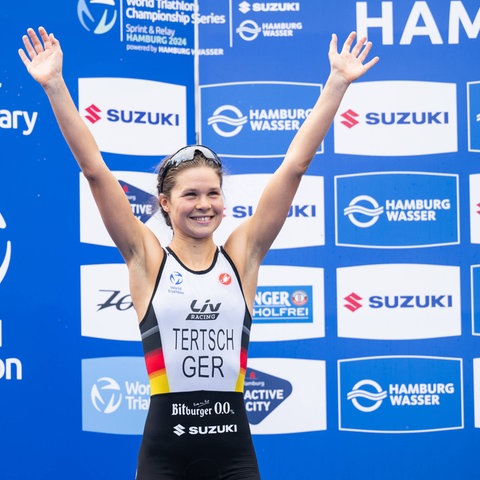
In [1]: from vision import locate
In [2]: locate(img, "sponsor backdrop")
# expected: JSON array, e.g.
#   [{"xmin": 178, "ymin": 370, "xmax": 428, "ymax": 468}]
[{"xmin": 2, "ymin": 0, "xmax": 480, "ymax": 479}]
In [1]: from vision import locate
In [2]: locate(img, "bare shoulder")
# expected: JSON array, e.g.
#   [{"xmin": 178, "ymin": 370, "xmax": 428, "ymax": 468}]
[{"xmin": 128, "ymin": 226, "xmax": 165, "ymax": 322}]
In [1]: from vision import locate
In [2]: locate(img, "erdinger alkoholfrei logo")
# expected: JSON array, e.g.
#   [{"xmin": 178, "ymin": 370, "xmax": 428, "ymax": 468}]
[
  {"xmin": 78, "ymin": 0, "xmax": 117, "ymax": 34},
  {"xmin": 338, "ymin": 356, "xmax": 463, "ymax": 433},
  {"xmin": 0, "ymin": 212, "xmax": 11, "ymax": 286},
  {"xmin": 244, "ymin": 367, "xmax": 292, "ymax": 424},
  {"xmin": 253, "ymin": 285, "xmax": 313, "ymax": 324}
]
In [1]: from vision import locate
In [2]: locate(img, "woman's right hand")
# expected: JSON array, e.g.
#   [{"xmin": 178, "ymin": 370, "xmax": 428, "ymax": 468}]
[{"xmin": 18, "ymin": 26, "xmax": 63, "ymax": 88}]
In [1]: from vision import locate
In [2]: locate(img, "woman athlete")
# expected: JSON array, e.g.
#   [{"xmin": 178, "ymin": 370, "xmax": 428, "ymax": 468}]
[{"xmin": 19, "ymin": 26, "xmax": 378, "ymax": 479}]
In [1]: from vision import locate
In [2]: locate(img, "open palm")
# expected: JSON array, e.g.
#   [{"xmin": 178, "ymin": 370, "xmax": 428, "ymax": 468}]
[
  {"xmin": 18, "ymin": 27, "xmax": 63, "ymax": 87},
  {"xmin": 329, "ymin": 32, "xmax": 379, "ymax": 84}
]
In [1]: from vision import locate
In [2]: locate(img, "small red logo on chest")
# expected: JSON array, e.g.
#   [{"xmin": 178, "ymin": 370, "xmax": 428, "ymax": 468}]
[{"xmin": 219, "ymin": 273, "xmax": 232, "ymax": 285}]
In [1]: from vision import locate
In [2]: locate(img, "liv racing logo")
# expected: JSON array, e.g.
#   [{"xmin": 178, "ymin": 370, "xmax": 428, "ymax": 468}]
[
  {"xmin": 339, "ymin": 356, "xmax": 463, "ymax": 433},
  {"xmin": 0, "ymin": 212, "xmax": 11, "ymax": 285},
  {"xmin": 78, "ymin": 0, "xmax": 118, "ymax": 34}
]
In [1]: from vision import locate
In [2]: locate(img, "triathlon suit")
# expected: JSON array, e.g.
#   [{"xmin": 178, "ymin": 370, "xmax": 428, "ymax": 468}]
[{"xmin": 136, "ymin": 247, "xmax": 260, "ymax": 480}]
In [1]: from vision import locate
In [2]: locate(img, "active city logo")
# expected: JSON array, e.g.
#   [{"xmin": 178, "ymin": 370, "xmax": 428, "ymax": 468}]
[
  {"xmin": 119, "ymin": 180, "xmax": 159, "ymax": 223},
  {"xmin": 78, "ymin": 0, "xmax": 118, "ymax": 34},
  {"xmin": 244, "ymin": 367, "xmax": 292, "ymax": 424},
  {"xmin": 335, "ymin": 172, "xmax": 459, "ymax": 248},
  {"xmin": 338, "ymin": 356, "xmax": 463, "ymax": 433},
  {"xmin": 200, "ymin": 82, "xmax": 320, "ymax": 157}
]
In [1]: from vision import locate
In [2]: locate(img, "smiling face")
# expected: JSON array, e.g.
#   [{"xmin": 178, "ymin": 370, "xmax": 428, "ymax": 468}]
[{"xmin": 160, "ymin": 165, "xmax": 224, "ymax": 240}]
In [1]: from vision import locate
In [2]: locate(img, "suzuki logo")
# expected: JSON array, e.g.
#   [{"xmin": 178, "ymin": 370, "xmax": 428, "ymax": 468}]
[
  {"xmin": 340, "ymin": 109, "xmax": 359, "ymax": 128},
  {"xmin": 173, "ymin": 424, "xmax": 186, "ymax": 436},
  {"xmin": 344, "ymin": 292, "xmax": 363, "ymax": 312},
  {"xmin": 85, "ymin": 104, "xmax": 102, "ymax": 124}
]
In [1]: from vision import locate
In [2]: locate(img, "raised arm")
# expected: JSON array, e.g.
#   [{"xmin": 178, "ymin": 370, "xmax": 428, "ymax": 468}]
[
  {"xmin": 18, "ymin": 27, "xmax": 154, "ymax": 264},
  {"xmin": 226, "ymin": 32, "xmax": 378, "ymax": 285}
]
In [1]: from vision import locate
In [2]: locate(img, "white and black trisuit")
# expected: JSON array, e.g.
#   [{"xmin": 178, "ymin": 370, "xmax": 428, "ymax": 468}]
[{"xmin": 136, "ymin": 247, "xmax": 261, "ymax": 480}]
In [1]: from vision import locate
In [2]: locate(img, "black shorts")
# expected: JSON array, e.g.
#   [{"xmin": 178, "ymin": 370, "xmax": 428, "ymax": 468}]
[{"xmin": 136, "ymin": 391, "xmax": 261, "ymax": 480}]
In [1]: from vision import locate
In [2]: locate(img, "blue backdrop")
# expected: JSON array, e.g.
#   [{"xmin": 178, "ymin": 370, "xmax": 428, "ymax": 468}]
[{"xmin": 2, "ymin": 1, "xmax": 480, "ymax": 479}]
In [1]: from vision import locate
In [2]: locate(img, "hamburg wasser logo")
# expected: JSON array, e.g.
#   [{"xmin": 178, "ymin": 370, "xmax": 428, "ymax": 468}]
[
  {"xmin": 78, "ymin": 0, "xmax": 118, "ymax": 34},
  {"xmin": 338, "ymin": 356, "xmax": 463, "ymax": 433},
  {"xmin": 200, "ymin": 82, "xmax": 320, "ymax": 158},
  {"xmin": 335, "ymin": 172, "xmax": 459, "ymax": 248},
  {"xmin": 244, "ymin": 368, "xmax": 292, "ymax": 425}
]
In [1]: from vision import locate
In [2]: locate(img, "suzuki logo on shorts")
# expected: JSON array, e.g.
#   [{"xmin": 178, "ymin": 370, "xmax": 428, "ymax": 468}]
[
  {"xmin": 340, "ymin": 109, "xmax": 359, "ymax": 128},
  {"xmin": 344, "ymin": 292, "xmax": 363, "ymax": 312},
  {"xmin": 173, "ymin": 424, "xmax": 186, "ymax": 436},
  {"xmin": 85, "ymin": 104, "xmax": 102, "ymax": 123}
]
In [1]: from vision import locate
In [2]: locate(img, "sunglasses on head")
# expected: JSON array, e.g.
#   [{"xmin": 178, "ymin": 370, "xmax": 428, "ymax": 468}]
[{"xmin": 158, "ymin": 145, "xmax": 222, "ymax": 193}]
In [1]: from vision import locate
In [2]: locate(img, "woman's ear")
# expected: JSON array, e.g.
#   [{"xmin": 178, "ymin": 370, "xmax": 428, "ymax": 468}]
[{"xmin": 159, "ymin": 194, "xmax": 169, "ymax": 212}]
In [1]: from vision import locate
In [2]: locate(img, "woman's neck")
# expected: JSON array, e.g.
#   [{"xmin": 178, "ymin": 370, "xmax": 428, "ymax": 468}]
[{"xmin": 168, "ymin": 235, "xmax": 217, "ymax": 270}]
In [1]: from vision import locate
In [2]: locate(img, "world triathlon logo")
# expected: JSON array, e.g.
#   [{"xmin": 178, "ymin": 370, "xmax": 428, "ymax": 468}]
[
  {"xmin": 343, "ymin": 195, "xmax": 384, "ymax": 228},
  {"xmin": 0, "ymin": 212, "xmax": 12, "ymax": 286},
  {"xmin": 90, "ymin": 377, "xmax": 122, "ymax": 414},
  {"xmin": 77, "ymin": 0, "xmax": 118, "ymax": 34},
  {"xmin": 347, "ymin": 379, "xmax": 387, "ymax": 412},
  {"xmin": 207, "ymin": 105, "xmax": 248, "ymax": 138}
]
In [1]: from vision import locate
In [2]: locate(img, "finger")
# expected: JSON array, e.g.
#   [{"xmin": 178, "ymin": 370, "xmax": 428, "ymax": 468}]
[
  {"xmin": 342, "ymin": 31, "xmax": 356, "ymax": 53},
  {"xmin": 351, "ymin": 36, "xmax": 367, "ymax": 57},
  {"xmin": 329, "ymin": 33, "xmax": 338, "ymax": 56},
  {"xmin": 357, "ymin": 40, "xmax": 373, "ymax": 62},
  {"xmin": 22, "ymin": 32, "xmax": 37, "ymax": 60},
  {"xmin": 27, "ymin": 27, "xmax": 45, "ymax": 55},
  {"xmin": 17, "ymin": 48, "xmax": 30, "ymax": 68},
  {"xmin": 38, "ymin": 26, "xmax": 51, "ymax": 48},
  {"xmin": 363, "ymin": 55, "xmax": 380, "ymax": 71}
]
